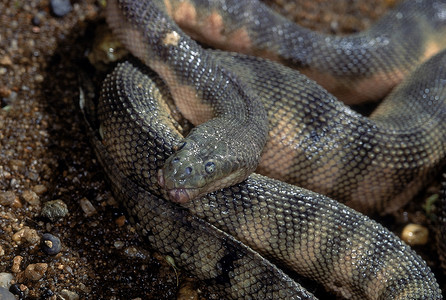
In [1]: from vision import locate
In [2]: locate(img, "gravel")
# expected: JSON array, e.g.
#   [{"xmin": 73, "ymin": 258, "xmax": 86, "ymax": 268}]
[{"xmin": 50, "ymin": 0, "xmax": 73, "ymax": 17}]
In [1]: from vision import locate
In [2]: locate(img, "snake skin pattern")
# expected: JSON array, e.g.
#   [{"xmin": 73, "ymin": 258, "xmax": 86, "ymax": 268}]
[
  {"xmin": 438, "ymin": 175, "xmax": 446, "ymax": 271},
  {"xmin": 105, "ymin": 0, "xmax": 446, "ymax": 213},
  {"xmin": 163, "ymin": 0, "xmax": 446, "ymax": 103},
  {"xmin": 82, "ymin": 60, "xmax": 441, "ymax": 298},
  {"xmin": 106, "ymin": 0, "xmax": 270, "ymax": 204},
  {"xmin": 82, "ymin": 112, "xmax": 314, "ymax": 299},
  {"xmin": 82, "ymin": 0, "xmax": 446, "ymax": 298}
]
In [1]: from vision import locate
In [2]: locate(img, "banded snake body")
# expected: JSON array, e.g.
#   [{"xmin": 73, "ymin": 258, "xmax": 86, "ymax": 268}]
[{"xmin": 81, "ymin": 0, "xmax": 446, "ymax": 298}]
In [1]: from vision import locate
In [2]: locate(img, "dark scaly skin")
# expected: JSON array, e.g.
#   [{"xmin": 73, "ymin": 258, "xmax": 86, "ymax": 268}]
[
  {"xmin": 90, "ymin": 60, "xmax": 442, "ymax": 299},
  {"xmin": 211, "ymin": 51, "xmax": 446, "ymax": 215},
  {"xmin": 82, "ymin": 101, "xmax": 313, "ymax": 300},
  {"xmin": 107, "ymin": 0, "xmax": 446, "ymax": 211},
  {"xmin": 106, "ymin": 0, "xmax": 268, "ymax": 203},
  {"xmin": 165, "ymin": 0, "xmax": 446, "ymax": 104},
  {"xmin": 97, "ymin": 0, "xmax": 442, "ymax": 299},
  {"xmin": 438, "ymin": 175, "xmax": 446, "ymax": 271}
]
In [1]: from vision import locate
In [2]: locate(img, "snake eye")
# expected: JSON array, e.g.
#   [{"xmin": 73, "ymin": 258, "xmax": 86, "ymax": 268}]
[{"xmin": 205, "ymin": 161, "xmax": 215, "ymax": 174}]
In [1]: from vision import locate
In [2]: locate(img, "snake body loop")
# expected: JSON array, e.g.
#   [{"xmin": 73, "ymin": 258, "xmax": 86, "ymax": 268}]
[
  {"xmin": 90, "ymin": 59, "xmax": 442, "ymax": 298},
  {"xmin": 108, "ymin": 0, "xmax": 446, "ymax": 212},
  {"xmin": 209, "ymin": 51, "xmax": 446, "ymax": 214},
  {"xmin": 164, "ymin": 0, "xmax": 446, "ymax": 103},
  {"xmin": 87, "ymin": 0, "xmax": 446, "ymax": 298}
]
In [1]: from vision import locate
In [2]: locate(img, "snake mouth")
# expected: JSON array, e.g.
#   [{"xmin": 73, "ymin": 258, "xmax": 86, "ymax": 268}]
[
  {"xmin": 157, "ymin": 169, "xmax": 200, "ymax": 203},
  {"xmin": 167, "ymin": 188, "xmax": 196, "ymax": 203}
]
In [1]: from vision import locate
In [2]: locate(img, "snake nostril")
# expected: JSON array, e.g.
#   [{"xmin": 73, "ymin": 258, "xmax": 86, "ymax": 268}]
[
  {"xmin": 172, "ymin": 157, "xmax": 180, "ymax": 163},
  {"xmin": 185, "ymin": 166, "xmax": 192, "ymax": 175},
  {"xmin": 178, "ymin": 141, "xmax": 187, "ymax": 150}
]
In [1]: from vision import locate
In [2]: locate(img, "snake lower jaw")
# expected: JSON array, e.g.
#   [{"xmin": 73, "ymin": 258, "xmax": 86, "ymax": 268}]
[
  {"xmin": 167, "ymin": 187, "xmax": 194, "ymax": 203},
  {"xmin": 157, "ymin": 169, "xmax": 199, "ymax": 203}
]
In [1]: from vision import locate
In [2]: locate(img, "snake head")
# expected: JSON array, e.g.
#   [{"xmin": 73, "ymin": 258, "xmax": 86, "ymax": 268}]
[{"xmin": 157, "ymin": 138, "xmax": 248, "ymax": 203}]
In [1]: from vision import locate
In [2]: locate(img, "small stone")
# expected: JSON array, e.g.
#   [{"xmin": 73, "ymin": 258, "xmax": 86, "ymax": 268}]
[
  {"xmin": 60, "ymin": 289, "xmax": 79, "ymax": 300},
  {"xmin": 0, "ymin": 191, "xmax": 16, "ymax": 206},
  {"xmin": 35, "ymin": 74, "xmax": 44, "ymax": 83},
  {"xmin": 12, "ymin": 227, "xmax": 41, "ymax": 245},
  {"xmin": 24, "ymin": 263, "xmax": 48, "ymax": 281},
  {"xmin": 0, "ymin": 245, "xmax": 4, "ymax": 256},
  {"xmin": 32, "ymin": 184, "xmax": 48, "ymax": 195},
  {"xmin": 0, "ymin": 287, "xmax": 16, "ymax": 300},
  {"xmin": 22, "ymin": 190, "xmax": 40, "ymax": 206},
  {"xmin": 8, "ymin": 284, "xmax": 25, "ymax": 299},
  {"xmin": 0, "ymin": 56, "xmax": 12, "ymax": 67},
  {"xmin": 2, "ymin": 91, "xmax": 17, "ymax": 107},
  {"xmin": 87, "ymin": 25, "xmax": 127, "ymax": 68},
  {"xmin": 41, "ymin": 233, "xmax": 62, "ymax": 255},
  {"xmin": 31, "ymin": 15, "xmax": 41, "ymax": 26},
  {"xmin": 79, "ymin": 197, "xmax": 96, "ymax": 217},
  {"xmin": 40, "ymin": 287, "xmax": 55, "ymax": 298},
  {"xmin": 11, "ymin": 256, "xmax": 23, "ymax": 273},
  {"xmin": 177, "ymin": 278, "xmax": 199, "ymax": 300},
  {"xmin": 0, "ymin": 272, "xmax": 14, "ymax": 288},
  {"xmin": 32, "ymin": 26, "xmax": 41, "ymax": 34},
  {"xmin": 9, "ymin": 159, "xmax": 26, "ymax": 173},
  {"xmin": 115, "ymin": 215, "xmax": 126, "ymax": 227},
  {"xmin": 50, "ymin": 0, "xmax": 72, "ymax": 17},
  {"xmin": 113, "ymin": 241, "xmax": 124, "ymax": 250},
  {"xmin": 401, "ymin": 223, "xmax": 429, "ymax": 246},
  {"xmin": 0, "ymin": 86, "xmax": 11, "ymax": 98},
  {"xmin": 41, "ymin": 200, "xmax": 69, "ymax": 221},
  {"xmin": 123, "ymin": 246, "xmax": 149, "ymax": 260}
]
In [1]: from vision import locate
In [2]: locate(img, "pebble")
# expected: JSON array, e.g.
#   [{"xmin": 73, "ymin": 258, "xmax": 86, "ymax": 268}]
[
  {"xmin": 9, "ymin": 159, "xmax": 26, "ymax": 173},
  {"xmin": 41, "ymin": 233, "xmax": 62, "ymax": 255},
  {"xmin": 32, "ymin": 184, "xmax": 48, "ymax": 195},
  {"xmin": 0, "ymin": 287, "xmax": 16, "ymax": 300},
  {"xmin": 34, "ymin": 74, "xmax": 44, "ymax": 83},
  {"xmin": 31, "ymin": 15, "xmax": 41, "ymax": 26},
  {"xmin": 8, "ymin": 284, "xmax": 25, "ymax": 299},
  {"xmin": 2, "ymin": 91, "xmax": 17, "ymax": 107},
  {"xmin": 177, "ymin": 278, "xmax": 199, "ymax": 300},
  {"xmin": 0, "ymin": 272, "xmax": 14, "ymax": 288},
  {"xmin": 41, "ymin": 199, "xmax": 69, "ymax": 221},
  {"xmin": 0, "ymin": 191, "xmax": 16, "ymax": 206},
  {"xmin": 0, "ymin": 86, "xmax": 11, "ymax": 98},
  {"xmin": 123, "ymin": 246, "xmax": 149, "ymax": 260},
  {"xmin": 31, "ymin": 12, "xmax": 46, "ymax": 26},
  {"xmin": 113, "ymin": 240, "xmax": 124, "ymax": 250},
  {"xmin": 79, "ymin": 197, "xmax": 96, "ymax": 217},
  {"xmin": 22, "ymin": 190, "xmax": 40, "ymax": 206},
  {"xmin": 115, "ymin": 215, "xmax": 126, "ymax": 227},
  {"xmin": 11, "ymin": 256, "xmax": 23, "ymax": 273},
  {"xmin": 12, "ymin": 227, "xmax": 40, "ymax": 245},
  {"xmin": 24, "ymin": 263, "xmax": 48, "ymax": 281},
  {"xmin": 401, "ymin": 223, "xmax": 429, "ymax": 246},
  {"xmin": 0, "ymin": 56, "xmax": 12, "ymax": 67},
  {"xmin": 50, "ymin": 0, "xmax": 73, "ymax": 17},
  {"xmin": 60, "ymin": 289, "xmax": 79, "ymax": 300},
  {"xmin": 40, "ymin": 287, "xmax": 55, "ymax": 298}
]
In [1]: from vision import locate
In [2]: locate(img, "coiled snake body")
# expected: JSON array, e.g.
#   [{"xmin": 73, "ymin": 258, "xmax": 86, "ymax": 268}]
[{"xmin": 81, "ymin": 0, "xmax": 446, "ymax": 298}]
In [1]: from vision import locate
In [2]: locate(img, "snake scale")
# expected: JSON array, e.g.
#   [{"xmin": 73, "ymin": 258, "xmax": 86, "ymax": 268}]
[{"xmin": 80, "ymin": 0, "xmax": 446, "ymax": 298}]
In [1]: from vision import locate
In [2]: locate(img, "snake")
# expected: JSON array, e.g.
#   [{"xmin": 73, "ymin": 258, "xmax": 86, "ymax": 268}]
[
  {"xmin": 104, "ymin": 0, "xmax": 446, "ymax": 216},
  {"xmin": 81, "ymin": 0, "xmax": 446, "ymax": 298}
]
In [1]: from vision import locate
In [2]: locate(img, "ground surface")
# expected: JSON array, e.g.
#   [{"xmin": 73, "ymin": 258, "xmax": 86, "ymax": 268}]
[{"xmin": 0, "ymin": 0, "xmax": 444, "ymax": 299}]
